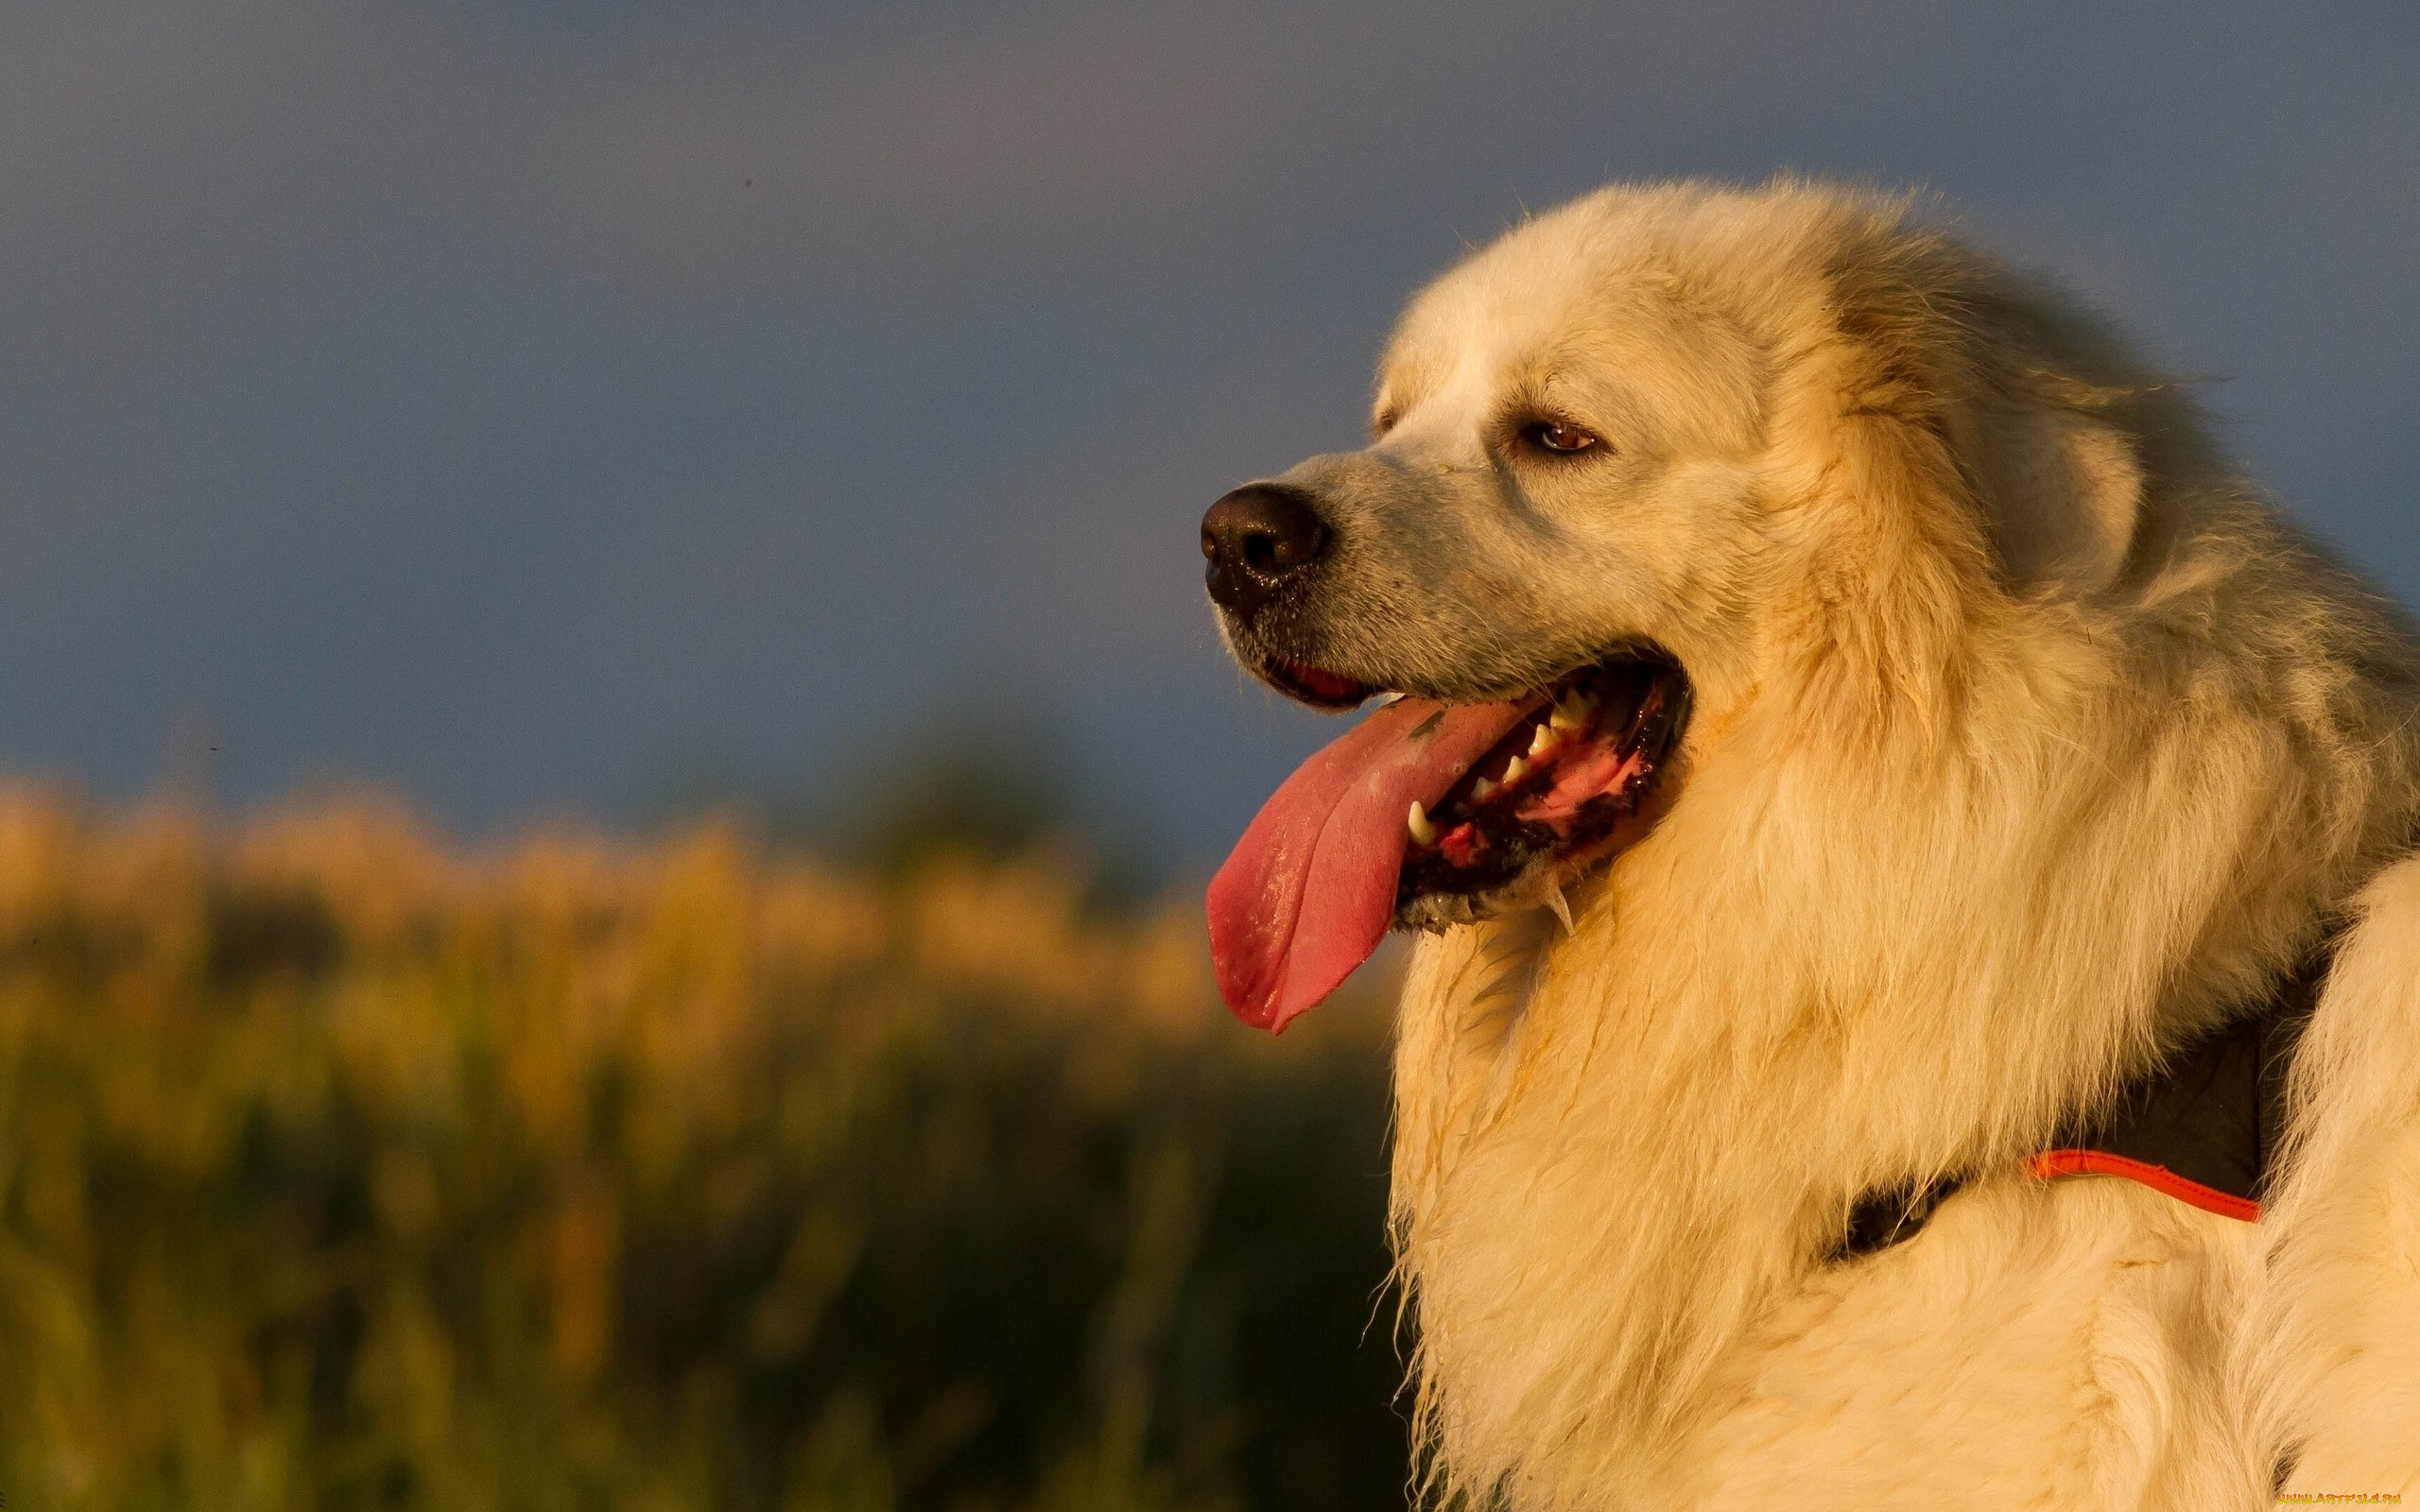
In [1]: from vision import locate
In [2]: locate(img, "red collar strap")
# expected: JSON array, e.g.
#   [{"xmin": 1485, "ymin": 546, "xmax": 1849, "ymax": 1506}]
[
  {"xmin": 1836, "ymin": 936, "xmax": 2329, "ymax": 1260},
  {"xmin": 2024, "ymin": 1148, "xmax": 2262, "ymax": 1222},
  {"xmin": 2026, "ymin": 938, "xmax": 2327, "ymax": 1225}
]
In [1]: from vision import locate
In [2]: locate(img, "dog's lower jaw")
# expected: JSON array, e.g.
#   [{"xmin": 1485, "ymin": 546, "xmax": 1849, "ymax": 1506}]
[{"xmin": 1398, "ymin": 857, "xmax": 1571, "ymax": 931}]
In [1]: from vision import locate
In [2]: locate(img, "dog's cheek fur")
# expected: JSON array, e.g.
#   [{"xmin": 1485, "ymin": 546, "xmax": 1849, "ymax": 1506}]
[{"xmin": 1566, "ymin": 455, "xmax": 1771, "ymax": 717}]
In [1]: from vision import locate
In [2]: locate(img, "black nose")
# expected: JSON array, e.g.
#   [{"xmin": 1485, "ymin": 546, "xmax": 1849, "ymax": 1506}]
[{"xmin": 1201, "ymin": 483, "xmax": 1329, "ymax": 622}]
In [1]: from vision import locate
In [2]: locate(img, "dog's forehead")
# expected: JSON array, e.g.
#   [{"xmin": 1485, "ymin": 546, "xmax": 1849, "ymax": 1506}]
[
  {"xmin": 1379, "ymin": 216, "xmax": 1735, "ymax": 411},
  {"xmin": 1376, "ymin": 237, "xmax": 1764, "ymax": 452}
]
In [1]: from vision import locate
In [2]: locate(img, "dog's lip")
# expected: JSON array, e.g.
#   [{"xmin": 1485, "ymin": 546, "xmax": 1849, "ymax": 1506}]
[
  {"xmin": 1276, "ymin": 659, "xmax": 1631, "ymax": 715},
  {"xmin": 1260, "ymin": 656, "xmax": 1376, "ymax": 710},
  {"xmin": 1256, "ymin": 650, "xmax": 1592, "ymax": 714}
]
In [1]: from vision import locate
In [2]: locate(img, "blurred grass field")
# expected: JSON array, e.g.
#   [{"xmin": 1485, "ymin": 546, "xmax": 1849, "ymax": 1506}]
[{"xmin": 0, "ymin": 786, "xmax": 1408, "ymax": 1511}]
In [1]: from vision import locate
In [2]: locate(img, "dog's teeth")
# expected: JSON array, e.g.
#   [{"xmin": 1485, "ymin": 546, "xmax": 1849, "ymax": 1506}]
[
  {"xmin": 1550, "ymin": 691, "xmax": 1598, "ymax": 730},
  {"xmin": 1544, "ymin": 882, "xmax": 1575, "ymax": 935},
  {"xmin": 1529, "ymin": 725, "xmax": 1556, "ymax": 756},
  {"xmin": 1502, "ymin": 755, "xmax": 1528, "ymax": 784},
  {"xmin": 1408, "ymin": 800, "xmax": 1438, "ymax": 845},
  {"xmin": 1472, "ymin": 777, "xmax": 1496, "ymax": 800}
]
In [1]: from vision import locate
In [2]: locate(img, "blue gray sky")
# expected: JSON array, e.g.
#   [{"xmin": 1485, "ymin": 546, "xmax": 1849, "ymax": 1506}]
[{"xmin": 4, "ymin": 2, "xmax": 2415, "ymax": 862}]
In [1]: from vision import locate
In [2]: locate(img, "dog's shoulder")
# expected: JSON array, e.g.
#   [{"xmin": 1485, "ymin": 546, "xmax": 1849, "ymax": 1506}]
[{"xmin": 2239, "ymin": 854, "xmax": 2420, "ymax": 1499}]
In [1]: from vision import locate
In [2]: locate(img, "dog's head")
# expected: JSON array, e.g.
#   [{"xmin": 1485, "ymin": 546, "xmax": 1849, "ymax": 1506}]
[{"xmin": 1203, "ymin": 181, "xmax": 2156, "ymax": 1028}]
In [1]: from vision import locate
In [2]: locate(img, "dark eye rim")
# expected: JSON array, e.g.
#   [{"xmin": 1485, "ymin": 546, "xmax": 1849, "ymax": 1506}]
[{"xmin": 1516, "ymin": 418, "xmax": 1602, "ymax": 455}]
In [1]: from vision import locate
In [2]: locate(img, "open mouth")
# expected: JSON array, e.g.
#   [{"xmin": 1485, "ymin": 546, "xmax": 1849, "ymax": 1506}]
[
  {"xmin": 1394, "ymin": 656, "xmax": 1686, "ymax": 929},
  {"xmin": 1205, "ymin": 648, "xmax": 1690, "ymax": 1031}
]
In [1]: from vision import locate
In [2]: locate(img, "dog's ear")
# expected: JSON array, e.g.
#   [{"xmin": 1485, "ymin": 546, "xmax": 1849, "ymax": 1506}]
[
  {"xmin": 1824, "ymin": 229, "xmax": 2150, "ymax": 604},
  {"xmin": 1781, "ymin": 223, "xmax": 2156, "ymax": 730},
  {"xmin": 1961, "ymin": 392, "xmax": 2143, "ymax": 597}
]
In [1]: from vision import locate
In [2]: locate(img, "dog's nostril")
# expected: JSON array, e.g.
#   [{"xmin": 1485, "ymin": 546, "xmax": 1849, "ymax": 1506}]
[
  {"xmin": 1203, "ymin": 481, "xmax": 1324, "ymax": 566},
  {"xmin": 1201, "ymin": 484, "xmax": 1330, "ymax": 621}
]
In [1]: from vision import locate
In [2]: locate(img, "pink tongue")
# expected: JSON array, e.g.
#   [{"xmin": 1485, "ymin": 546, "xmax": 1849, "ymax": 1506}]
[{"xmin": 1206, "ymin": 696, "xmax": 1530, "ymax": 1032}]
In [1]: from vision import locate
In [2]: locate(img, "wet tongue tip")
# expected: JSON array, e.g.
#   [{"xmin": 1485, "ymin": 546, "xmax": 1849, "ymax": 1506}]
[
  {"xmin": 1207, "ymin": 836, "xmax": 1390, "ymax": 1034},
  {"xmin": 1207, "ymin": 871, "xmax": 1397, "ymax": 1035}
]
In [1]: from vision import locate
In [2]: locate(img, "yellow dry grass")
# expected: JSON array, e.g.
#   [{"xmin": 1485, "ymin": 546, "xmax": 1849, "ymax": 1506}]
[{"xmin": 0, "ymin": 786, "xmax": 1401, "ymax": 1512}]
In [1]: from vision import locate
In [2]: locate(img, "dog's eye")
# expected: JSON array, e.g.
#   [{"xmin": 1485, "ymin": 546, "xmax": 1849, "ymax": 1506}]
[{"xmin": 1521, "ymin": 420, "xmax": 1599, "ymax": 455}]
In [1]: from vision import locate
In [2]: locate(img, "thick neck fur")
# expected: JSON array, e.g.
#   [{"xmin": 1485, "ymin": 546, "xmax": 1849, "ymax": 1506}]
[{"xmin": 1390, "ymin": 465, "xmax": 2420, "ymax": 1507}]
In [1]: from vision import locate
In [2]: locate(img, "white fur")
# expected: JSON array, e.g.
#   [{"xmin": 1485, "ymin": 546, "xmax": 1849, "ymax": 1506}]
[
  {"xmin": 2239, "ymin": 859, "xmax": 2420, "ymax": 1498},
  {"xmin": 1289, "ymin": 182, "xmax": 2420, "ymax": 1507}
]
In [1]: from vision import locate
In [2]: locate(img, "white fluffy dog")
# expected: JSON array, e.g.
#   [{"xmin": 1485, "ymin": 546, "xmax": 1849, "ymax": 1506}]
[{"xmin": 1198, "ymin": 180, "xmax": 2420, "ymax": 1508}]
